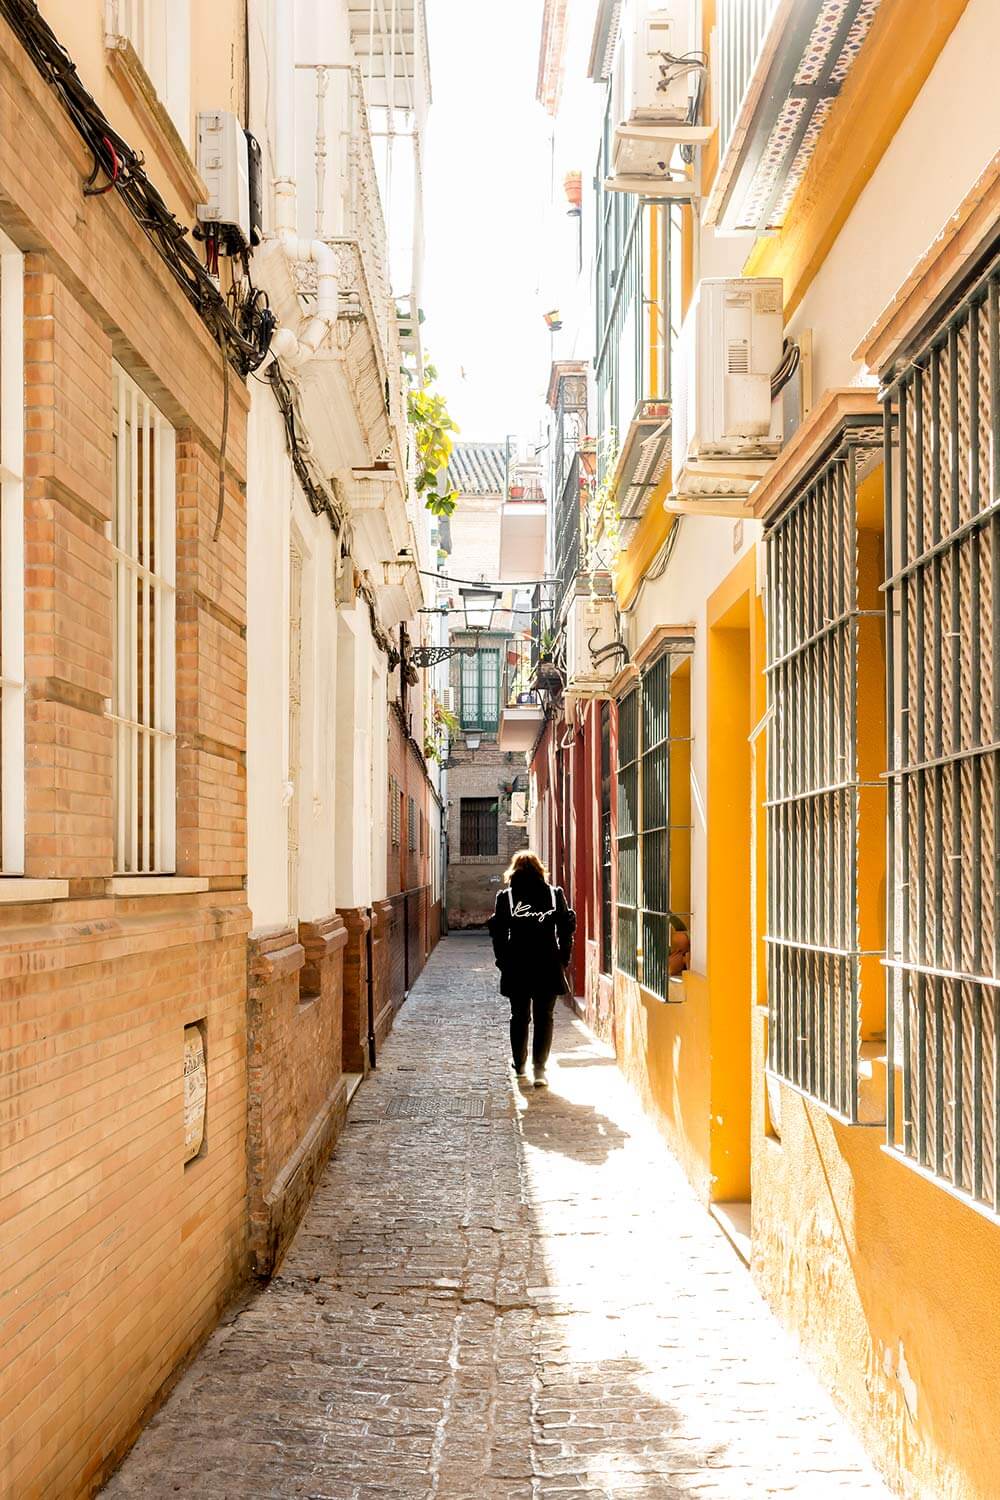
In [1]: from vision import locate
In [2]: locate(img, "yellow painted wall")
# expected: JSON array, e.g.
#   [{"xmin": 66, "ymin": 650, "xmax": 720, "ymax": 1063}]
[
  {"xmin": 613, "ymin": 968, "xmax": 713, "ymax": 1202},
  {"xmin": 751, "ymin": 1061, "xmax": 1000, "ymax": 1499}
]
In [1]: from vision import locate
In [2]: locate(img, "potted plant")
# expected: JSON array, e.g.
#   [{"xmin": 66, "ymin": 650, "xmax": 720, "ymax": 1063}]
[
  {"xmin": 564, "ymin": 170, "xmax": 582, "ymax": 211},
  {"xmin": 508, "ymin": 483, "xmax": 525, "ymax": 499}
]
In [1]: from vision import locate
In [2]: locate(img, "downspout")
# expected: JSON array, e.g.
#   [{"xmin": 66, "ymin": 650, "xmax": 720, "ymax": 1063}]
[{"xmin": 270, "ymin": 0, "xmax": 339, "ymax": 366}]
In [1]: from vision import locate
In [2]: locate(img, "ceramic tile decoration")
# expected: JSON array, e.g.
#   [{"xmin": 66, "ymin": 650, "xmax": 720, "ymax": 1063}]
[
  {"xmin": 772, "ymin": 95, "xmax": 837, "ymax": 225},
  {"xmin": 830, "ymin": 0, "xmax": 882, "ymax": 84},
  {"xmin": 739, "ymin": 96, "xmax": 807, "ymax": 230}
]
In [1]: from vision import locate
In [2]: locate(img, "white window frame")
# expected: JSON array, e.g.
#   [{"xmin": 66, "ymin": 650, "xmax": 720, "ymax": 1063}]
[
  {"xmin": 111, "ymin": 363, "xmax": 176, "ymax": 875},
  {"xmin": 106, "ymin": 0, "xmax": 192, "ymax": 141},
  {"xmin": 0, "ymin": 233, "xmax": 24, "ymax": 875}
]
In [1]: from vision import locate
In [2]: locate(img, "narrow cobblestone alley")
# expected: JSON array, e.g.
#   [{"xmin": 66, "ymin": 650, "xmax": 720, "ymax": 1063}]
[{"xmin": 104, "ymin": 937, "xmax": 891, "ymax": 1500}]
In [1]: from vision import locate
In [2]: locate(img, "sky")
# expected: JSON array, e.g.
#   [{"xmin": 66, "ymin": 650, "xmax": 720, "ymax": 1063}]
[{"xmin": 421, "ymin": 0, "xmax": 554, "ymax": 448}]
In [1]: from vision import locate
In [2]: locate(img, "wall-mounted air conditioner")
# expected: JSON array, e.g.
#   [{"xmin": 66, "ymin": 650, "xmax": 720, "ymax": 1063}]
[
  {"xmin": 610, "ymin": 0, "xmax": 706, "ymax": 179},
  {"xmin": 197, "ymin": 111, "xmax": 252, "ymax": 250},
  {"xmin": 565, "ymin": 594, "xmax": 622, "ymax": 697},
  {"xmin": 670, "ymin": 277, "xmax": 784, "ymax": 507}
]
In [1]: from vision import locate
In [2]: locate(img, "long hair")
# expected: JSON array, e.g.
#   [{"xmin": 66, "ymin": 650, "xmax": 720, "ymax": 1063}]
[{"xmin": 503, "ymin": 849, "xmax": 549, "ymax": 885}]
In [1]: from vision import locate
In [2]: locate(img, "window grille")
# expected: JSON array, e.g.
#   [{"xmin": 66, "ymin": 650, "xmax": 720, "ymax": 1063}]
[
  {"xmin": 460, "ymin": 797, "xmax": 498, "ymax": 857},
  {"xmin": 111, "ymin": 364, "xmax": 176, "ymax": 875},
  {"xmin": 390, "ymin": 777, "xmax": 400, "ymax": 846},
  {"xmin": 460, "ymin": 648, "xmax": 500, "ymax": 732},
  {"xmin": 883, "ymin": 247, "xmax": 1000, "ymax": 1207},
  {"xmin": 765, "ymin": 416, "xmax": 886, "ymax": 1121},
  {"xmin": 106, "ymin": 0, "xmax": 191, "ymax": 137},
  {"xmin": 616, "ymin": 646, "xmax": 694, "ymax": 995},
  {"xmin": 0, "ymin": 235, "xmax": 24, "ymax": 874},
  {"xmin": 600, "ymin": 701, "xmax": 613, "ymax": 974},
  {"xmin": 616, "ymin": 689, "xmax": 639, "ymax": 979},
  {"xmin": 408, "ymin": 795, "xmax": 416, "ymax": 852}
]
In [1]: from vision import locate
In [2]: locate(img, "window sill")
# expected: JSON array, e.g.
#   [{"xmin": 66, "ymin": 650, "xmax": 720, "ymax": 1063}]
[
  {"xmin": 106, "ymin": 37, "xmax": 207, "ymax": 209},
  {"xmin": 0, "ymin": 879, "xmax": 70, "ymax": 904},
  {"xmin": 110, "ymin": 876, "xmax": 210, "ymax": 896}
]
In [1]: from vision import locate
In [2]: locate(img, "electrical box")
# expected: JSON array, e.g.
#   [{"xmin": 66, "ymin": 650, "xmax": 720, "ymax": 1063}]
[
  {"xmin": 245, "ymin": 130, "xmax": 263, "ymax": 247},
  {"xmin": 564, "ymin": 593, "xmax": 621, "ymax": 697},
  {"xmin": 610, "ymin": 0, "xmax": 700, "ymax": 176},
  {"xmin": 197, "ymin": 111, "xmax": 251, "ymax": 250},
  {"xmin": 671, "ymin": 277, "xmax": 784, "ymax": 504}
]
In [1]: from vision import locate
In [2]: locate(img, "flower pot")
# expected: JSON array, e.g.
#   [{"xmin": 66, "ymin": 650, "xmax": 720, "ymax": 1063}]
[
  {"xmin": 509, "ymin": 485, "xmax": 524, "ymax": 499},
  {"xmin": 563, "ymin": 171, "xmax": 582, "ymax": 209}
]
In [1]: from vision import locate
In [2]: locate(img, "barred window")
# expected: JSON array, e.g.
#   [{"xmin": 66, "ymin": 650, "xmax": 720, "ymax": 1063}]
[
  {"xmin": 390, "ymin": 777, "xmax": 400, "ymax": 846},
  {"xmin": 0, "ymin": 234, "xmax": 24, "ymax": 874},
  {"xmin": 460, "ymin": 797, "xmax": 498, "ymax": 857},
  {"xmin": 408, "ymin": 795, "xmax": 416, "ymax": 852},
  {"xmin": 616, "ymin": 689, "xmax": 639, "ymax": 979},
  {"xmin": 883, "ymin": 251, "xmax": 1000, "ymax": 1208},
  {"xmin": 615, "ymin": 643, "xmax": 693, "ymax": 998},
  {"xmin": 765, "ymin": 416, "xmax": 886, "ymax": 1122},
  {"xmin": 111, "ymin": 364, "xmax": 177, "ymax": 875},
  {"xmin": 460, "ymin": 648, "xmax": 501, "ymax": 732}
]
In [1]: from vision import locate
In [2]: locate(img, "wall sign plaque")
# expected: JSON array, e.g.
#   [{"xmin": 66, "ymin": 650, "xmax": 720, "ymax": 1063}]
[{"xmin": 183, "ymin": 1024, "xmax": 207, "ymax": 1163}]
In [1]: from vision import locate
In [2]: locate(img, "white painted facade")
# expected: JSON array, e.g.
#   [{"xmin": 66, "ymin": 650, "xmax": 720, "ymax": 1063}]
[{"xmin": 246, "ymin": 0, "xmax": 433, "ymax": 936}]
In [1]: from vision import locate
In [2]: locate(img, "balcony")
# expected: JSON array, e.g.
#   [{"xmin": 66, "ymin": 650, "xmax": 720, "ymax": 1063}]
[
  {"xmin": 612, "ymin": 398, "xmax": 671, "ymax": 543},
  {"xmin": 707, "ymin": 0, "xmax": 884, "ymax": 235},
  {"xmin": 292, "ymin": 64, "xmax": 406, "ymax": 467},
  {"xmin": 498, "ymin": 636, "xmax": 545, "ymax": 754}
]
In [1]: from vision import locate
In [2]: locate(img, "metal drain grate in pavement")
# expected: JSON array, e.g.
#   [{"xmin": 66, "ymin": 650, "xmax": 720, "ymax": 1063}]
[{"xmin": 384, "ymin": 1093, "xmax": 487, "ymax": 1120}]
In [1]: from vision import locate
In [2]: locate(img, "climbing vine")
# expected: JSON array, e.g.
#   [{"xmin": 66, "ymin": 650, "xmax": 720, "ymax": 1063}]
[{"xmin": 408, "ymin": 362, "xmax": 460, "ymax": 517}]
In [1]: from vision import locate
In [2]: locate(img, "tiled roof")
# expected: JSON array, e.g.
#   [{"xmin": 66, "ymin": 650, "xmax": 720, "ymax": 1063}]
[{"xmin": 447, "ymin": 442, "xmax": 506, "ymax": 496}]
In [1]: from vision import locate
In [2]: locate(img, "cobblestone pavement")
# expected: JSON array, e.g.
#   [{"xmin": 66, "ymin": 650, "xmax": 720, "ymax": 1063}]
[{"xmin": 104, "ymin": 935, "xmax": 892, "ymax": 1499}]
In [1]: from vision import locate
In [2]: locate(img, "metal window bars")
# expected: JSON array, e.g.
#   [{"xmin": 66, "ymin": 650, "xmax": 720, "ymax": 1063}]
[
  {"xmin": 765, "ymin": 414, "xmax": 886, "ymax": 1122},
  {"xmin": 110, "ymin": 364, "xmax": 176, "ymax": 876},
  {"xmin": 615, "ymin": 643, "xmax": 694, "ymax": 997},
  {"xmin": 882, "ymin": 244, "xmax": 1000, "ymax": 1209},
  {"xmin": 460, "ymin": 797, "xmax": 498, "ymax": 858},
  {"xmin": 616, "ymin": 688, "xmax": 640, "ymax": 980}
]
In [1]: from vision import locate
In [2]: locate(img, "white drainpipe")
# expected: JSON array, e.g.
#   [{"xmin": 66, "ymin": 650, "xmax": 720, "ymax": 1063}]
[{"xmin": 270, "ymin": 0, "xmax": 338, "ymax": 366}]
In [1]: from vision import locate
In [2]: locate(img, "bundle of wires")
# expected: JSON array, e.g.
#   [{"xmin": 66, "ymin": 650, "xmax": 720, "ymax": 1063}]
[{"xmin": 0, "ymin": 0, "xmax": 272, "ymax": 378}]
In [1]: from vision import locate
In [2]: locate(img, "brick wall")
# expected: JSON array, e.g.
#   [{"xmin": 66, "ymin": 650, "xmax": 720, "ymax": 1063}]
[
  {"xmin": 446, "ymin": 747, "xmax": 527, "ymax": 927},
  {"xmin": 0, "ymin": 23, "xmax": 253, "ymax": 1497},
  {"xmin": 246, "ymin": 916, "xmax": 348, "ymax": 1277}
]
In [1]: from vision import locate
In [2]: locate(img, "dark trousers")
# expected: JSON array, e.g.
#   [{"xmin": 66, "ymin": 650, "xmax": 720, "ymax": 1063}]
[{"xmin": 509, "ymin": 991, "xmax": 558, "ymax": 1071}]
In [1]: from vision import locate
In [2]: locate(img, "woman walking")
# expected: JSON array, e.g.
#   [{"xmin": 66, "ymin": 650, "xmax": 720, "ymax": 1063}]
[{"xmin": 488, "ymin": 851, "xmax": 576, "ymax": 1089}]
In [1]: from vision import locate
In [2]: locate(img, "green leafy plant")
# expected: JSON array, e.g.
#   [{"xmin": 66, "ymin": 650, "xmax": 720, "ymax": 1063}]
[
  {"xmin": 408, "ymin": 362, "xmax": 460, "ymax": 516},
  {"xmin": 586, "ymin": 430, "xmax": 622, "ymax": 572}
]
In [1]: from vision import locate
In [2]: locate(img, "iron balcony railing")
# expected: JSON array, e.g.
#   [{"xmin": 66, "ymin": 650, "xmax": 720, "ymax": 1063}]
[
  {"xmin": 882, "ymin": 241, "xmax": 1000, "ymax": 1212},
  {"xmin": 295, "ymin": 63, "xmax": 404, "ymax": 432},
  {"xmin": 764, "ymin": 415, "xmax": 886, "ymax": 1123},
  {"xmin": 552, "ymin": 451, "xmax": 585, "ymax": 619},
  {"xmin": 502, "ymin": 636, "xmax": 539, "ymax": 710}
]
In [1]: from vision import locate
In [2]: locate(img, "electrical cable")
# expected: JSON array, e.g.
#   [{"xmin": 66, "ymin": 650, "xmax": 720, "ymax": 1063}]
[
  {"xmin": 0, "ymin": 0, "xmax": 272, "ymax": 378},
  {"xmin": 771, "ymin": 338, "xmax": 801, "ymax": 400}
]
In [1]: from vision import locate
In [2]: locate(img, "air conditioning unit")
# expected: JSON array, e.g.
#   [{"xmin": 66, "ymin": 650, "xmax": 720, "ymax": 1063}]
[
  {"xmin": 610, "ymin": 0, "xmax": 702, "ymax": 178},
  {"xmin": 565, "ymin": 593, "xmax": 621, "ymax": 697},
  {"xmin": 197, "ymin": 111, "xmax": 251, "ymax": 249},
  {"xmin": 671, "ymin": 277, "xmax": 784, "ymax": 505}
]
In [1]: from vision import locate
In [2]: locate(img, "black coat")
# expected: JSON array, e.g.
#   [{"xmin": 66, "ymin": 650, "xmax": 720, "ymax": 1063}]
[{"xmin": 488, "ymin": 876, "xmax": 576, "ymax": 999}]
